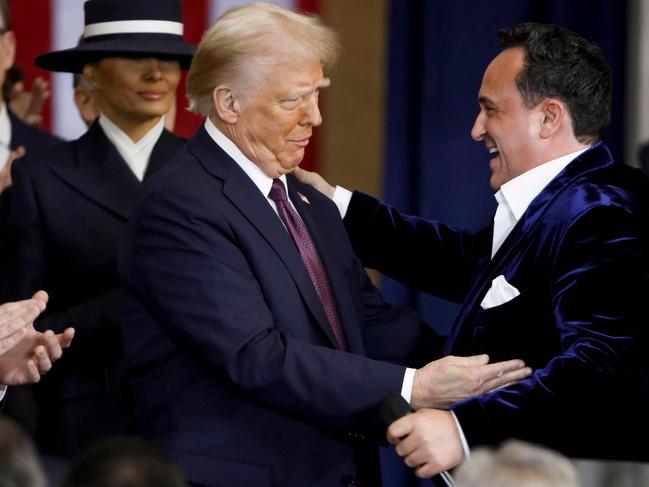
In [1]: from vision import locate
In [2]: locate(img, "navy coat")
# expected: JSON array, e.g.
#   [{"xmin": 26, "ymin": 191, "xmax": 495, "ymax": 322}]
[
  {"xmin": 8, "ymin": 121, "xmax": 185, "ymax": 456},
  {"xmin": 119, "ymin": 127, "xmax": 438, "ymax": 486},
  {"xmin": 343, "ymin": 143, "xmax": 649, "ymax": 461}
]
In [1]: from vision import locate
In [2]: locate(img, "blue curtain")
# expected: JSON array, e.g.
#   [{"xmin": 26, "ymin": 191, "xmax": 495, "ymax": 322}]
[{"xmin": 380, "ymin": 1, "xmax": 627, "ymax": 485}]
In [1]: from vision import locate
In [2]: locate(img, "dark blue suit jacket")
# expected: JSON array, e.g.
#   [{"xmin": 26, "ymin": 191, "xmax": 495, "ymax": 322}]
[
  {"xmin": 8, "ymin": 109, "xmax": 63, "ymax": 152},
  {"xmin": 119, "ymin": 127, "xmax": 438, "ymax": 486},
  {"xmin": 344, "ymin": 143, "xmax": 649, "ymax": 461},
  {"xmin": 0, "ymin": 110, "xmax": 63, "ymax": 290},
  {"xmin": 7, "ymin": 121, "xmax": 185, "ymax": 456}
]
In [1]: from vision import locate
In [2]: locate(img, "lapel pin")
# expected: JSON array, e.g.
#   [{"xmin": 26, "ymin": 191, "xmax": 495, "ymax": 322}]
[{"xmin": 297, "ymin": 192, "xmax": 310, "ymax": 204}]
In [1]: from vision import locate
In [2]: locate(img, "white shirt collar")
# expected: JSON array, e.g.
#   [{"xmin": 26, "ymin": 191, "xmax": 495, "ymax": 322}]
[
  {"xmin": 0, "ymin": 102, "xmax": 11, "ymax": 148},
  {"xmin": 0, "ymin": 103, "xmax": 11, "ymax": 174},
  {"xmin": 204, "ymin": 117, "xmax": 288, "ymax": 198},
  {"xmin": 98, "ymin": 114, "xmax": 165, "ymax": 181},
  {"xmin": 496, "ymin": 148, "xmax": 589, "ymax": 221}
]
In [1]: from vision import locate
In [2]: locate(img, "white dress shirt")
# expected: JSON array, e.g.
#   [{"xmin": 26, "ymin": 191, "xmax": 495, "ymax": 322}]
[
  {"xmin": 98, "ymin": 114, "xmax": 165, "ymax": 181},
  {"xmin": 203, "ymin": 118, "xmax": 415, "ymax": 401},
  {"xmin": 491, "ymin": 148, "xmax": 588, "ymax": 257},
  {"xmin": 204, "ymin": 118, "xmax": 299, "ymax": 215},
  {"xmin": 0, "ymin": 103, "xmax": 12, "ymax": 173}
]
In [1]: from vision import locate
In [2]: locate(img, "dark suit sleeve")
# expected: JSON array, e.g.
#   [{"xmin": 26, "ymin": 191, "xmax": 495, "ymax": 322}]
[
  {"xmin": 8, "ymin": 160, "xmax": 121, "ymax": 362},
  {"xmin": 344, "ymin": 191, "xmax": 489, "ymax": 303},
  {"xmin": 452, "ymin": 204, "xmax": 649, "ymax": 457},
  {"xmin": 355, "ymin": 266, "xmax": 443, "ymax": 368},
  {"xmin": 124, "ymin": 188, "xmax": 406, "ymax": 431}
]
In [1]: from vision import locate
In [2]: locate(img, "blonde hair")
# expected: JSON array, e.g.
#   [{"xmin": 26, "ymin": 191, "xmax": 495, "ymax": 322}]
[{"xmin": 186, "ymin": 2, "xmax": 340, "ymax": 116}]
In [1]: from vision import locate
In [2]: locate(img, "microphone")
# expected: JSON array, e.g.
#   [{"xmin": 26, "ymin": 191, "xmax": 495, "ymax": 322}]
[
  {"xmin": 380, "ymin": 393, "xmax": 455, "ymax": 487},
  {"xmin": 380, "ymin": 392, "xmax": 414, "ymax": 425}
]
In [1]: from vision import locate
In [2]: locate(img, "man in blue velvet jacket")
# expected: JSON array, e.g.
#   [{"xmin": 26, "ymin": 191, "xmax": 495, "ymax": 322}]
[{"xmin": 298, "ymin": 23, "xmax": 649, "ymax": 477}]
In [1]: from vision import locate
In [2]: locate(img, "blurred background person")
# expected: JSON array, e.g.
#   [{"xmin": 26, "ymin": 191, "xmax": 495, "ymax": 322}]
[
  {"xmin": 3, "ymin": 64, "xmax": 50, "ymax": 128},
  {"xmin": 72, "ymin": 72, "xmax": 99, "ymax": 128},
  {"xmin": 0, "ymin": 416, "xmax": 47, "ymax": 487},
  {"xmin": 0, "ymin": 0, "xmax": 62, "ymax": 193},
  {"xmin": 62, "ymin": 437, "xmax": 186, "ymax": 487},
  {"xmin": 4, "ymin": 0, "xmax": 193, "ymax": 463},
  {"xmin": 453, "ymin": 439, "xmax": 579, "ymax": 487}
]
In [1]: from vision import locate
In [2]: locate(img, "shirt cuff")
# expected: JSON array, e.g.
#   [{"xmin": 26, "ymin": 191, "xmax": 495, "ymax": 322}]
[
  {"xmin": 0, "ymin": 385, "xmax": 7, "ymax": 402},
  {"xmin": 451, "ymin": 410, "xmax": 471, "ymax": 459},
  {"xmin": 332, "ymin": 186, "xmax": 353, "ymax": 219},
  {"xmin": 401, "ymin": 367, "xmax": 416, "ymax": 404}
]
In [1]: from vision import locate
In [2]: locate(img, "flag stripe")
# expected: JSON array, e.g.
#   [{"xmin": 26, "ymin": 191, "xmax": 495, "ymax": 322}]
[{"xmin": 51, "ymin": 0, "xmax": 86, "ymax": 140}]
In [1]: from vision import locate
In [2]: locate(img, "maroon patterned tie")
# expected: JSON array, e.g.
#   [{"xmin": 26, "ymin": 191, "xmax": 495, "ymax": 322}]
[{"xmin": 268, "ymin": 179, "xmax": 347, "ymax": 350}]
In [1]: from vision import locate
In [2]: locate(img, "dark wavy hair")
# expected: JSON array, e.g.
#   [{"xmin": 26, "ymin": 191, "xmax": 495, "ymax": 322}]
[{"xmin": 498, "ymin": 23, "xmax": 612, "ymax": 144}]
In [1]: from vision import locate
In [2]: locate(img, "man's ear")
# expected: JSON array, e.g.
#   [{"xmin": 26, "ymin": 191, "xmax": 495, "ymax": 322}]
[
  {"xmin": 0, "ymin": 31, "xmax": 16, "ymax": 71},
  {"xmin": 212, "ymin": 86, "xmax": 240, "ymax": 124},
  {"xmin": 539, "ymin": 98, "xmax": 566, "ymax": 138},
  {"xmin": 82, "ymin": 64, "xmax": 97, "ymax": 87}
]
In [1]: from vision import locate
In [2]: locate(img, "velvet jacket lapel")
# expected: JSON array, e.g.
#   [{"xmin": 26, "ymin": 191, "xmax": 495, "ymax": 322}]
[
  {"xmin": 188, "ymin": 128, "xmax": 348, "ymax": 350},
  {"xmin": 447, "ymin": 142, "xmax": 615, "ymax": 350}
]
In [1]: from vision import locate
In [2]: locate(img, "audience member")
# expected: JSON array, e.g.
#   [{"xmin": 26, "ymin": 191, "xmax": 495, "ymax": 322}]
[
  {"xmin": 2, "ymin": 65, "xmax": 50, "ymax": 128},
  {"xmin": 72, "ymin": 73, "xmax": 100, "ymax": 127},
  {"xmin": 0, "ymin": 0, "xmax": 62, "ymax": 193},
  {"xmin": 62, "ymin": 437, "xmax": 186, "ymax": 487},
  {"xmin": 453, "ymin": 439, "xmax": 579, "ymax": 487},
  {"xmin": 0, "ymin": 416, "xmax": 46, "ymax": 487}
]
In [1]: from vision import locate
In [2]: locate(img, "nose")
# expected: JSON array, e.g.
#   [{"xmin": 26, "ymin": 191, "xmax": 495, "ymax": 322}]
[
  {"xmin": 142, "ymin": 58, "xmax": 163, "ymax": 81},
  {"xmin": 301, "ymin": 93, "xmax": 322, "ymax": 127},
  {"xmin": 471, "ymin": 110, "xmax": 485, "ymax": 142}
]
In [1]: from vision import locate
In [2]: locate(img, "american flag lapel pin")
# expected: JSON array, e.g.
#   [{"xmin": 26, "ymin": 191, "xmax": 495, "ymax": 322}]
[{"xmin": 297, "ymin": 192, "xmax": 310, "ymax": 204}]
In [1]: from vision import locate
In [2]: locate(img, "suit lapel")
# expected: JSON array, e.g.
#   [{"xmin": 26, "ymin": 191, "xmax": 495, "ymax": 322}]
[
  {"xmin": 447, "ymin": 143, "xmax": 615, "ymax": 351},
  {"xmin": 51, "ymin": 122, "xmax": 140, "ymax": 220},
  {"xmin": 144, "ymin": 129, "xmax": 183, "ymax": 179},
  {"xmin": 188, "ymin": 129, "xmax": 341, "ymax": 348}
]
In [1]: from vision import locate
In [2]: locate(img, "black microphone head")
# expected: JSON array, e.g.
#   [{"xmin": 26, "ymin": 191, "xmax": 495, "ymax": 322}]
[{"xmin": 379, "ymin": 393, "xmax": 414, "ymax": 426}]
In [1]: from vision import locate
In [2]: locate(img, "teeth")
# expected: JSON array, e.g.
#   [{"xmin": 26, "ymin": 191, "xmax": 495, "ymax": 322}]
[{"xmin": 489, "ymin": 147, "xmax": 500, "ymax": 155}]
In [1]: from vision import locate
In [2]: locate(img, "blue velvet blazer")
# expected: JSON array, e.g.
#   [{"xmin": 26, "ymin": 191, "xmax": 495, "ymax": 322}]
[{"xmin": 344, "ymin": 143, "xmax": 649, "ymax": 461}]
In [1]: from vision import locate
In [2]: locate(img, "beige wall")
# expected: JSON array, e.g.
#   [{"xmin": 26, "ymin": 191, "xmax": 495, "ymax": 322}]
[{"xmin": 319, "ymin": 0, "xmax": 387, "ymax": 198}]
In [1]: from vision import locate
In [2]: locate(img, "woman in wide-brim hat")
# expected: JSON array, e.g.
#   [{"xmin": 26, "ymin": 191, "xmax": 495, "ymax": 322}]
[{"xmin": 6, "ymin": 0, "xmax": 194, "ymax": 458}]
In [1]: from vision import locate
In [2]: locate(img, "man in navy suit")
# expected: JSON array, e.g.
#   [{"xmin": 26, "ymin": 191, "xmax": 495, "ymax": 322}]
[
  {"xmin": 119, "ymin": 4, "xmax": 531, "ymax": 486},
  {"xmin": 298, "ymin": 23, "xmax": 649, "ymax": 477}
]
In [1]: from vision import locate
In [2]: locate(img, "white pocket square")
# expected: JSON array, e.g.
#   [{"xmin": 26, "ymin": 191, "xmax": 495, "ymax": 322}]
[{"xmin": 480, "ymin": 275, "xmax": 520, "ymax": 310}]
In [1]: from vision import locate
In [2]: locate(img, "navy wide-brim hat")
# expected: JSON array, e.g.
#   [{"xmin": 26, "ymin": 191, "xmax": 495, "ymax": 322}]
[{"xmin": 35, "ymin": 0, "xmax": 195, "ymax": 73}]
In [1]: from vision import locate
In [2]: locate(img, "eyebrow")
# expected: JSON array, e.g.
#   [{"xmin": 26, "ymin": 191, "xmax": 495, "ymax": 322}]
[
  {"xmin": 477, "ymin": 95, "xmax": 493, "ymax": 105},
  {"xmin": 287, "ymin": 78, "xmax": 331, "ymax": 99}
]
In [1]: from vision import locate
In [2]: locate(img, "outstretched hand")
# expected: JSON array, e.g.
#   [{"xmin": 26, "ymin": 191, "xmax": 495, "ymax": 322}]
[{"xmin": 411, "ymin": 354, "xmax": 532, "ymax": 409}]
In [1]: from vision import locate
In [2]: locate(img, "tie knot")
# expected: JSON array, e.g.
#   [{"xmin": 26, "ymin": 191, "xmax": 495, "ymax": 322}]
[{"xmin": 269, "ymin": 179, "xmax": 288, "ymax": 203}]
